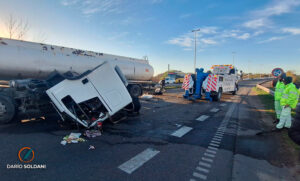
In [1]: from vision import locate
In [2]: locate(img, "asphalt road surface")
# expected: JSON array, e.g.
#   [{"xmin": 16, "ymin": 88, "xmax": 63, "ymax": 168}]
[{"xmin": 0, "ymin": 79, "xmax": 297, "ymax": 181}]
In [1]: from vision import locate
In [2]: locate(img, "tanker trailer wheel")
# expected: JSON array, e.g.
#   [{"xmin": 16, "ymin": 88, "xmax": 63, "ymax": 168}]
[
  {"xmin": 128, "ymin": 84, "xmax": 142, "ymax": 98},
  {"xmin": 0, "ymin": 95, "xmax": 15, "ymax": 124}
]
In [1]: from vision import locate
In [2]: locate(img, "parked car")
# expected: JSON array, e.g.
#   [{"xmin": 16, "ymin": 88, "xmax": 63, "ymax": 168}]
[{"xmin": 165, "ymin": 77, "xmax": 175, "ymax": 84}]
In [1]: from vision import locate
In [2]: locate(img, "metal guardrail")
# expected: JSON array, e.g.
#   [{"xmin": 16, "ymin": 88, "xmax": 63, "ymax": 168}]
[
  {"xmin": 256, "ymin": 81, "xmax": 300, "ymax": 105},
  {"xmin": 256, "ymin": 84, "xmax": 274, "ymax": 96}
]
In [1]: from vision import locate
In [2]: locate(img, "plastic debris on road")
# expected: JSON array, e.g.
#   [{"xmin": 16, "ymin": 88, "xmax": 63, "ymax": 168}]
[
  {"xmin": 85, "ymin": 130, "xmax": 102, "ymax": 138},
  {"xmin": 61, "ymin": 133, "xmax": 86, "ymax": 145},
  {"xmin": 89, "ymin": 145, "xmax": 95, "ymax": 150},
  {"xmin": 141, "ymin": 94, "xmax": 153, "ymax": 100}
]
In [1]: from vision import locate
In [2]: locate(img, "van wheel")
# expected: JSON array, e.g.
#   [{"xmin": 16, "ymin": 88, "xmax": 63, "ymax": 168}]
[
  {"xmin": 0, "ymin": 95, "xmax": 15, "ymax": 124},
  {"xmin": 212, "ymin": 88, "xmax": 222, "ymax": 102},
  {"xmin": 232, "ymin": 84, "xmax": 238, "ymax": 95},
  {"xmin": 128, "ymin": 84, "xmax": 142, "ymax": 98}
]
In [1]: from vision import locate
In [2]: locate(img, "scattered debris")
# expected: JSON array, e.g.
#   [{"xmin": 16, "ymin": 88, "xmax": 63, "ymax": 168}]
[
  {"xmin": 89, "ymin": 145, "xmax": 95, "ymax": 150},
  {"xmin": 61, "ymin": 133, "xmax": 86, "ymax": 145},
  {"xmin": 60, "ymin": 140, "xmax": 67, "ymax": 146},
  {"xmin": 175, "ymin": 124, "xmax": 182, "ymax": 127},
  {"xmin": 85, "ymin": 130, "xmax": 102, "ymax": 138},
  {"xmin": 141, "ymin": 94, "xmax": 153, "ymax": 100}
]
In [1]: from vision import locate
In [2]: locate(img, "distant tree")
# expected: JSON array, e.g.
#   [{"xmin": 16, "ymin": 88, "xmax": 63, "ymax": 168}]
[
  {"xmin": 286, "ymin": 70, "xmax": 297, "ymax": 83},
  {"xmin": 5, "ymin": 14, "xmax": 30, "ymax": 40}
]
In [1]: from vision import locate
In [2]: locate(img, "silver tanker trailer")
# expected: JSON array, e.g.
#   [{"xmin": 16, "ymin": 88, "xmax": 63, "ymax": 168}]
[{"xmin": 0, "ymin": 37, "xmax": 154, "ymax": 127}]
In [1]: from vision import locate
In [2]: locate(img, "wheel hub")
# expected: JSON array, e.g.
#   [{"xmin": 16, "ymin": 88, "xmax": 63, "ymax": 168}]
[{"xmin": 0, "ymin": 102, "xmax": 6, "ymax": 115}]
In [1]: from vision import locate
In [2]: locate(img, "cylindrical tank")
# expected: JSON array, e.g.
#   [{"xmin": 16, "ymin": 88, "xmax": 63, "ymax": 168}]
[{"xmin": 0, "ymin": 38, "xmax": 154, "ymax": 81}]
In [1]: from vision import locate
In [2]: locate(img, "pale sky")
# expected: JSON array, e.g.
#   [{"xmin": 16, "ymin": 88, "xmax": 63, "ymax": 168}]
[{"xmin": 0, "ymin": 0, "xmax": 300, "ymax": 75}]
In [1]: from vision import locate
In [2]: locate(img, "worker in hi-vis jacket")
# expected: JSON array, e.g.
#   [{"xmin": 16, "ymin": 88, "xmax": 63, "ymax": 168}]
[
  {"xmin": 276, "ymin": 77, "xmax": 300, "ymax": 130},
  {"xmin": 274, "ymin": 73, "xmax": 286, "ymax": 123}
]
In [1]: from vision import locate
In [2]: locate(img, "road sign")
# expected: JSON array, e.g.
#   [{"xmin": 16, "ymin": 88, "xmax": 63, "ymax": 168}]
[{"xmin": 271, "ymin": 68, "xmax": 284, "ymax": 78}]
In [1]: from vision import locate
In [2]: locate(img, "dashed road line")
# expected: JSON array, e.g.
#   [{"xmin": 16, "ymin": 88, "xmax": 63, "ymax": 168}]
[
  {"xmin": 211, "ymin": 140, "xmax": 221, "ymax": 144},
  {"xmin": 206, "ymin": 149, "xmax": 217, "ymax": 154},
  {"xmin": 220, "ymin": 103, "xmax": 227, "ymax": 107},
  {"xmin": 196, "ymin": 115, "xmax": 210, "ymax": 121},
  {"xmin": 199, "ymin": 161, "xmax": 211, "ymax": 168},
  {"xmin": 189, "ymin": 103, "xmax": 237, "ymax": 181},
  {"xmin": 209, "ymin": 143, "xmax": 220, "ymax": 147},
  {"xmin": 196, "ymin": 166, "xmax": 210, "ymax": 173},
  {"xmin": 193, "ymin": 172, "xmax": 207, "ymax": 180},
  {"xmin": 204, "ymin": 153, "xmax": 215, "ymax": 158},
  {"xmin": 212, "ymin": 138, "xmax": 222, "ymax": 142},
  {"xmin": 207, "ymin": 146, "xmax": 218, "ymax": 151},
  {"xmin": 118, "ymin": 148, "xmax": 160, "ymax": 174},
  {"xmin": 202, "ymin": 157, "xmax": 213, "ymax": 163},
  {"xmin": 210, "ymin": 108, "xmax": 219, "ymax": 113},
  {"xmin": 214, "ymin": 135, "xmax": 223, "ymax": 139},
  {"xmin": 171, "ymin": 126, "xmax": 193, "ymax": 137}
]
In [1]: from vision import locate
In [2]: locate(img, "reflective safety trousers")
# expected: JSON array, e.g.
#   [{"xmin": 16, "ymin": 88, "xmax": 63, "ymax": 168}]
[
  {"xmin": 275, "ymin": 81, "xmax": 285, "ymax": 101},
  {"xmin": 276, "ymin": 106, "xmax": 292, "ymax": 129},
  {"xmin": 280, "ymin": 83, "xmax": 300, "ymax": 109}
]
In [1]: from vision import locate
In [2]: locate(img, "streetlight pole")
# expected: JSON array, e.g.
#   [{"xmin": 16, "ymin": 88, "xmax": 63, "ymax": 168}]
[
  {"xmin": 232, "ymin": 52, "xmax": 236, "ymax": 65},
  {"xmin": 192, "ymin": 29, "xmax": 200, "ymax": 74}
]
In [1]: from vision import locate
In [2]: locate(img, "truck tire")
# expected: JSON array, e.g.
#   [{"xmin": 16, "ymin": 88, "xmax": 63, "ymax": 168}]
[
  {"xmin": 124, "ymin": 97, "xmax": 141, "ymax": 113},
  {"xmin": 128, "ymin": 84, "xmax": 142, "ymax": 98},
  {"xmin": 212, "ymin": 88, "xmax": 222, "ymax": 102},
  {"xmin": 0, "ymin": 95, "xmax": 15, "ymax": 124}
]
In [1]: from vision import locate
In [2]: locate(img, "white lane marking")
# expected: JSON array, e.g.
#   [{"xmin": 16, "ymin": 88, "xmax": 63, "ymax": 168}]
[
  {"xmin": 193, "ymin": 172, "xmax": 207, "ymax": 180},
  {"xmin": 199, "ymin": 161, "xmax": 211, "ymax": 168},
  {"xmin": 214, "ymin": 134, "xmax": 223, "ymax": 138},
  {"xmin": 212, "ymin": 138, "xmax": 222, "ymax": 141},
  {"xmin": 215, "ymin": 132, "xmax": 225, "ymax": 136},
  {"xmin": 206, "ymin": 149, "xmax": 217, "ymax": 154},
  {"xmin": 189, "ymin": 103, "xmax": 237, "ymax": 181},
  {"xmin": 190, "ymin": 179, "xmax": 197, "ymax": 181},
  {"xmin": 210, "ymin": 108, "xmax": 219, "ymax": 113},
  {"xmin": 207, "ymin": 146, "xmax": 218, "ymax": 151},
  {"xmin": 171, "ymin": 126, "xmax": 193, "ymax": 137},
  {"xmin": 211, "ymin": 140, "xmax": 221, "ymax": 144},
  {"xmin": 202, "ymin": 157, "xmax": 213, "ymax": 163},
  {"xmin": 209, "ymin": 143, "xmax": 220, "ymax": 147},
  {"xmin": 196, "ymin": 115, "xmax": 210, "ymax": 121},
  {"xmin": 220, "ymin": 103, "xmax": 227, "ymax": 107},
  {"xmin": 196, "ymin": 166, "xmax": 210, "ymax": 173},
  {"xmin": 118, "ymin": 148, "xmax": 160, "ymax": 174},
  {"xmin": 204, "ymin": 153, "xmax": 215, "ymax": 158},
  {"xmin": 214, "ymin": 136, "xmax": 223, "ymax": 139}
]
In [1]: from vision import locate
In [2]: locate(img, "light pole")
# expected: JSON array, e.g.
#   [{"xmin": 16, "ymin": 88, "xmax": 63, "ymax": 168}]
[
  {"xmin": 232, "ymin": 52, "xmax": 236, "ymax": 65},
  {"xmin": 192, "ymin": 28, "xmax": 200, "ymax": 73}
]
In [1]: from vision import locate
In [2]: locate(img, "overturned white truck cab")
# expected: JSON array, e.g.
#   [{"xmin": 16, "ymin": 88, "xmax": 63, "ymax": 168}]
[{"xmin": 46, "ymin": 62, "xmax": 133, "ymax": 128}]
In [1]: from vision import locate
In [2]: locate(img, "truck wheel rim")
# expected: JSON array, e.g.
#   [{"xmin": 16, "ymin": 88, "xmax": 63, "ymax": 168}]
[{"xmin": 0, "ymin": 102, "xmax": 6, "ymax": 116}]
